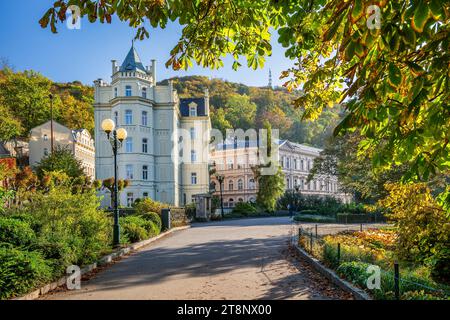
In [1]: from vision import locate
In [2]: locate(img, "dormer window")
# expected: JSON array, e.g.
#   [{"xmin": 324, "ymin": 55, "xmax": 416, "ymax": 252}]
[
  {"xmin": 188, "ymin": 102, "xmax": 197, "ymax": 117},
  {"xmin": 125, "ymin": 85, "xmax": 132, "ymax": 97}
]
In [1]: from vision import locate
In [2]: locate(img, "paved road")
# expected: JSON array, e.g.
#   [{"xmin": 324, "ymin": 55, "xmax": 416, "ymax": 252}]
[{"xmin": 43, "ymin": 217, "xmax": 352, "ymax": 300}]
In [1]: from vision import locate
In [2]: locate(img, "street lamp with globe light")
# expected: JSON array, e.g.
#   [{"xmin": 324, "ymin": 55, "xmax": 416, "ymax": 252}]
[{"xmin": 101, "ymin": 119, "xmax": 127, "ymax": 247}]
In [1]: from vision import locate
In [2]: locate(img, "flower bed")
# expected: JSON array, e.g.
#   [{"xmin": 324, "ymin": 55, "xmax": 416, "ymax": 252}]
[{"xmin": 298, "ymin": 228, "xmax": 450, "ymax": 300}]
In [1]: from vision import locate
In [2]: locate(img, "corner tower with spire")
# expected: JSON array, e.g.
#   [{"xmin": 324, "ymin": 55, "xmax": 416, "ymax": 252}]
[{"xmin": 94, "ymin": 44, "xmax": 211, "ymax": 207}]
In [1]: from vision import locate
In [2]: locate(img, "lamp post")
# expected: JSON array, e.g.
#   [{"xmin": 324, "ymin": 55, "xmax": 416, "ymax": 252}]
[
  {"xmin": 101, "ymin": 119, "xmax": 128, "ymax": 247},
  {"xmin": 216, "ymin": 174, "xmax": 225, "ymax": 219}
]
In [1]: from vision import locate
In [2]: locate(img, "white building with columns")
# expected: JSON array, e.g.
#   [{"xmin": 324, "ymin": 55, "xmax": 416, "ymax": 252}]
[
  {"xmin": 94, "ymin": 45, "xmax": 211, "ymax": 207},
  {"xmin": 210, "ymin": 139, "xmax": 351, "ymax": 208}
]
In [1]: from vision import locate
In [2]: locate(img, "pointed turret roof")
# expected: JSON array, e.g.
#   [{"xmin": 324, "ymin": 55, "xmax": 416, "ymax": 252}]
[{"xmin": 119, "ymin": 42, "xmax": 147, "ymax": 73}]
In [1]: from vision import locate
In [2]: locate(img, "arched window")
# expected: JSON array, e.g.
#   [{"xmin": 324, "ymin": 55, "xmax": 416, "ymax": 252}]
[
  {"xmin": 249, "ymin": 179, "xmax": 256, "ymax": 189},
  {"xmin": 228, "ymin": 198, "xmax": 234, "ymax": 207},
  {"xmin": 238, "ymin": 198, "xmax": 244, "ymax": 202},
  {"xmin": 238, "ymin": 179, "xmax": 243, "ymax": 190},
  {"xmin": 228, "ymin": 180, "xmax": 234, "ymax": 191}
]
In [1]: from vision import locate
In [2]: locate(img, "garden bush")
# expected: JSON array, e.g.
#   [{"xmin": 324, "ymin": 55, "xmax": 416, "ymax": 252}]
[
  {"xmin": 0, "ymin": 217, "xmax": 36, "ymax": 247},
  {"xmin": 122, "ymin": 216, "xmax": 161, "ymax": 243},
  {"xmin": 293, "ymin": 214, "xmax": 335, "ymax": 223},
  {"xmin": 277, "ymin": 192, "xmax": 343, "ymax": 216},
  {"xmin": 232, "ymin": 202, "xmax": 257, "ymax": 216},
  {"xmin": 33, "ymin": 233, "xmax": 79, "ymax": 274},
  {"xmin": 0, "ymin": 247, "xmax": 52, "ymax": 300},
  {"xmin": 297, "ymin": 209, "xmax": 318, "ymax": 215},
  {"xmin": 134, "ymin": 198, "xmax": 169, "ymax": 215},
  {"xmin": 122, "ymin": 217, "xmax": 149, "ymax": 243},
  {"xmin": 18, "ymin": 187, "xmax": 112, "ymax": 269},
  {"xmin": 338, "ymin": 203, "xmax": 367, "ymax": 215},
  {"xmin": 140, "ymin": 212, "xmax": 162, "ymax": 232},
  {"xmin": 336, "ymin": 213, "xmax": 385, "ymax": 224}
]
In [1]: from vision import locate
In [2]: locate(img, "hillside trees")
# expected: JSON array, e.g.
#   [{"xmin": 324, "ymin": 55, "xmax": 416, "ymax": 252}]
[{"xmin": 0, "ymin": 68, "xmax": 94, "ymax": 141}]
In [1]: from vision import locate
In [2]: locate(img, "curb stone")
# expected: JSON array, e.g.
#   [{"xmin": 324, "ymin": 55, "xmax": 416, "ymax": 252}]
[
  {"xmin": 293, "ymin": 244, "xmax": 371, "ymax": 300},
  {"xmin": 11, "ymin": 226, "xmax": 191, "ymax": 300}
]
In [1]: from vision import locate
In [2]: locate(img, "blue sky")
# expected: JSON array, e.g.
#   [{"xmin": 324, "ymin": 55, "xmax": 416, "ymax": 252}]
[{"xmin": 0, "ymin": 1, "xmax": 295, "ymax": 87}]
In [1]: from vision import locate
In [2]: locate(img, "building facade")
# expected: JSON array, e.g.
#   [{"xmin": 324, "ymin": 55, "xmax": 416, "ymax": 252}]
[
  {"xmin": 94, "ymin": 45, "xmax": 211, "ymax": 207},
  {"xmin": 210, "ymin": 139, "xmax": 349, "ymax": 208},
  {"xmin": 29, "ymin": 120, "xmax": 95, "ymax": 179}
]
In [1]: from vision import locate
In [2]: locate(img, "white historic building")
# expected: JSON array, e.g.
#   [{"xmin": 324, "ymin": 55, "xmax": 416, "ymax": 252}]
[
  {"xmin": 29, "ymin": 121, "xmax": 95, "ymax": 179},
  {"xmin": 94, "ymin": 45, "xmax": 211, "ymax": 207},
  {"xmin": 210, "ymin": 139, "xmax": 350, "ymax": 208}
]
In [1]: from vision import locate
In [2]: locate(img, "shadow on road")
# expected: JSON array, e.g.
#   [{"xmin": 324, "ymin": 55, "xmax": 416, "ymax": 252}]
[{"xmin": 82, "ymin": 233, "xmax": 289, "ymax": 295}]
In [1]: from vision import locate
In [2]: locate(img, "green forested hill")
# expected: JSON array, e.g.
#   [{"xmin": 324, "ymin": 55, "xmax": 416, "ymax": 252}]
[
  {"xmin": 0, "ymin": 69, "xmax": 341, "ymax": 148},
  {"xmin": 159, "ymin": 76, "xmax": 343, "ymax": 147},
  {"xmin": 0, "ymin": 68, "xmax": 94, "ymax": 142}
]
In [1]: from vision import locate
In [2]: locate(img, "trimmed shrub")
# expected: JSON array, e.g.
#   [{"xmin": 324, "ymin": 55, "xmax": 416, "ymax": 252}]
[
  {"xmin": 293, "ymin": 214, "xmax": 335, "ymax": 223},
  {"xmin": 122, "ymin": 216, "xmax": 161, "ymax": 243},
  {"xmin": 122, "ymin": 221, "xmax": 148, "ymax": 243},
  {"xmin": 232, "ymin": 202, "xmax": 257, "ymax": 216},
  {"xmin": 134, "ymin": 198, "xmax": 169, "ymax": 215},
  {"xmin": 0, "ymin": 217, "xmax": 36, "ymax": 247},
  {"xmin": 0, "ymin": 247, "xmax": 52, "ymax": 299},
  {"xmin": 277, "ymin": 192, "xmax": 343, "ymax": 216},
  {"xmin": 140, "ymin": 212, "xmax": 162, "ymax": 232},
  {"xmin": 336, "ymin": 213, "xmax": 385, "ymax": 224},
  {"xmin": 298, "ymin": 209, "xmax": 318, "ymax": 215}
]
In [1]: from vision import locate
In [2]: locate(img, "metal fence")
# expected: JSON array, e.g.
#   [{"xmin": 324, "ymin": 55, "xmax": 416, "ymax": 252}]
[{"xmin": 289, "ymin": 223, "xmax": 450, "ymax": 300}]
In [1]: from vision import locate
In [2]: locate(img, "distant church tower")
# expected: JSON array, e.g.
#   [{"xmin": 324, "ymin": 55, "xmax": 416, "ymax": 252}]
[
  {"xmin": 93, "ymin": 44, "xmax": 211, "ymax": 207},
  {"xmin": 268, "ymin": 69, "xmax": 273, "ymax": 89}
]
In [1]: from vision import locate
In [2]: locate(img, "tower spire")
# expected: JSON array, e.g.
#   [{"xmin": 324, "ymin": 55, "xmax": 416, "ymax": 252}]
[{"xmin": 268, "ymin": 69, "xmax": 273, "ymax": 89}]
